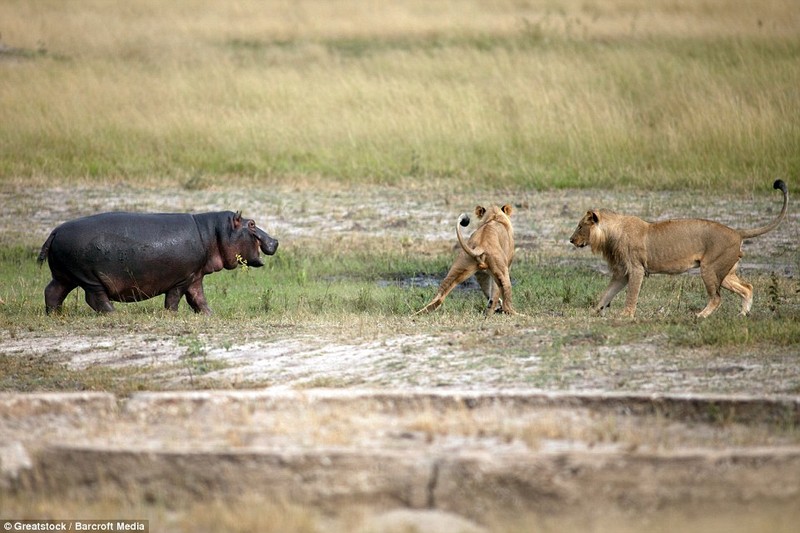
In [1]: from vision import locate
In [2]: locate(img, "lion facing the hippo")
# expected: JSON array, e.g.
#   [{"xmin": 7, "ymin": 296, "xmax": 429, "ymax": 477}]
[{"xmin": 570, "ymin": 180, "xmax": 789, "ymax": 318}]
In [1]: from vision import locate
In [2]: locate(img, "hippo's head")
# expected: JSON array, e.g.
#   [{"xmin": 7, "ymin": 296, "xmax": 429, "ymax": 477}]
[{"xmin": 225, "ymin": 211, "xmax": 279, "ymax": 268}]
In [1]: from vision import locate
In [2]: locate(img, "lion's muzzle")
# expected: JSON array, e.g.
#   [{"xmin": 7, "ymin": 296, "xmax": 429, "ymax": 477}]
[{"xmin": 569, "ymin": 235, "xmax": 587, "ymax": 248}]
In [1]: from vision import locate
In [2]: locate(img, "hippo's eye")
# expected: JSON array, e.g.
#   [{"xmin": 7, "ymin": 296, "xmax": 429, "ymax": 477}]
[{"xmin": 248, "ymin": 220, "xmax": 255, "ymax": 229}]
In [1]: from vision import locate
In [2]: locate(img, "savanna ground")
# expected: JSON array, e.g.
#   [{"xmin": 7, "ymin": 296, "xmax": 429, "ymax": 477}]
[{"xmin": 1, "ymin": 1, "xmax": 800, "ymax": 532}]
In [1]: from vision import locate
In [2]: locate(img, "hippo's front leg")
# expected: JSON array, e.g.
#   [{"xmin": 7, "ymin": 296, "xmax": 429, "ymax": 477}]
[{"xmin": 184, "ymin": 278, "xmax": 212, "ymax": 314}]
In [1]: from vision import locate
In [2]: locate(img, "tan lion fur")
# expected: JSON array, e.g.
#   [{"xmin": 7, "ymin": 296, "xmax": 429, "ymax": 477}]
[
  {"xmin": 569, "ymin": 180, "xmax": 788, "ymax": 318},
  {"xmin": 416, "ymin": 204, "xmax": 517, "ymax": 315}
]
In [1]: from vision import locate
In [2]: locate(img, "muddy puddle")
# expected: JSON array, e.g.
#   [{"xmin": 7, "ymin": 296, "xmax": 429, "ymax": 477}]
[{"xmin": 376, "ymin": 273, "xmax": 484, "ymax": 290}]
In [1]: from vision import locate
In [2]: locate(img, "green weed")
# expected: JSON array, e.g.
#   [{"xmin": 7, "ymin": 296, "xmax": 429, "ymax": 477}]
[{"xmin": 179, "ymin": 336, "xmax": 226, "ymax": 383}]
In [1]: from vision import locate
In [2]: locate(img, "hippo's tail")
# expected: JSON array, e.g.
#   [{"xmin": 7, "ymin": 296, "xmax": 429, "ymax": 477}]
[{"xmin": 37, "ymin": 231, "xmax": 55, "ymax": 265}]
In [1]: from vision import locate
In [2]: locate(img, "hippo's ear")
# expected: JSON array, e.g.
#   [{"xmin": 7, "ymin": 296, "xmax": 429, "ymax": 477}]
[{"xmin": 232, "ymin": 211, "xmax": 243, "ymax": 229}]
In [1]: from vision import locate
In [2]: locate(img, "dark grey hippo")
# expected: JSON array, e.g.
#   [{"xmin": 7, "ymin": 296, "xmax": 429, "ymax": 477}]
[{"xmin": 37, "ymin": 211, "xmax": 278, "ymax": 314}]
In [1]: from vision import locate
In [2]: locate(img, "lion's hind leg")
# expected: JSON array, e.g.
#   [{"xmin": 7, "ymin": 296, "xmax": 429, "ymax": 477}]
[
  {"xmin": 415, "ymin": 262, "xmax": 477, "ymax": 314},
  {"xmin": 696, "ymin": 285, "xmax": 722, "ymax": 318},
  {"xmin": 697, "ymin": 252, "xmax": 742, "ymax": 318},
  {"xmin": 487, "ymin": 263, "xmax": 517, "ymax": 316},
  {"xmin": 475, "ymin": 270, "xmax": 497, "ymax": 311},
  {"xmin": 721, "ymin": 269, "xmax": 754, "ymax": 316},
  {"xmin": 697, "ymin": 265, "xmax": 726, "ymax": 318}
]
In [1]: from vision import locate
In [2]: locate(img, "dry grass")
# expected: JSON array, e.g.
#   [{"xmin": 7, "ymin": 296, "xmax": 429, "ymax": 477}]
[
  {"xmin": 4, "ymin": 0, "xmax": 798, "ymax": 49},
  {"xmin": 1, "ymin": 0, "xmax": 798, "ymax": 188}
]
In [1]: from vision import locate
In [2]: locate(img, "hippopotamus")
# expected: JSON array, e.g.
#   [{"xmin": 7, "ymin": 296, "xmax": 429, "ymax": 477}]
[{"xmin": 37, "ymin": 211, "xmax": 278, "ymax": 314}]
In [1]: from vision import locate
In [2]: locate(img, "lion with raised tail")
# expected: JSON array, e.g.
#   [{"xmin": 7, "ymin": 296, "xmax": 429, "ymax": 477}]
[
  {"xmin": 416, "ymin": 204, "xmax": 517, "ymax": 315},
  {"xmin": 569, "ymin": 179, "xmax": 788, "ymax": 318}
]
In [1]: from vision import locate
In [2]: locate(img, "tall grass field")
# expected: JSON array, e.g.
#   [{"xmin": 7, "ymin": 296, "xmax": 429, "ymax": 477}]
[{"xmin": 1, "ymin": 0, "xmax": 798, "ymax": 190}]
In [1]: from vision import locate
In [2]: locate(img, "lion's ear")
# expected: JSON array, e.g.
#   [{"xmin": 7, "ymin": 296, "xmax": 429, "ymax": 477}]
[
  {"xmin": 474, "ymin": 206, "xmax": 486, "ymax": 218},
  {"xmin": 590, "ymin": 210, "xmax": 600, "ymax": 224},
  {"xmin": 501, "ymin": 204, "xmax": 513, "ymax": 217}
]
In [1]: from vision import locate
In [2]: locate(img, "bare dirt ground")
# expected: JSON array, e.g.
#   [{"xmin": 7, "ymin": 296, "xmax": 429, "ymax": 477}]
[
  {"xmin": 2, "ymin": 390, "xmax": 799, "ymax": 532},
  {"xmin": 1, "ymin": 182, "xmax": 799, "ymax": 531},
  {"xmin": 3, "ymin": 181, "xmax": 796, "ymax": 262}
]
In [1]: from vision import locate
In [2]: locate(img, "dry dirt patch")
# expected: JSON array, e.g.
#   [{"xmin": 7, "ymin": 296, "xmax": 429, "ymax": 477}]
[
  {"xmin": 3, "ymin": 328, "xmax": 798, "ymax": 395},
  {"xmin": 2, "ymin": 390, "xmax": 799, "ymax": 531},
  {"xmin": 2, "ymin": 182, "xmax": 795, "ymax": 263}
]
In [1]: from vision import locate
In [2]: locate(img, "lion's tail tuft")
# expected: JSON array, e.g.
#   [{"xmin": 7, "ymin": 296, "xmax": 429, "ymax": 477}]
[
  {"xmin": 456, "ymin": 212, "xmax": 483, "ymax": 263},
  {"xmin": 738, "ymin": 179, "xmax": 789, "ymax": 239}
]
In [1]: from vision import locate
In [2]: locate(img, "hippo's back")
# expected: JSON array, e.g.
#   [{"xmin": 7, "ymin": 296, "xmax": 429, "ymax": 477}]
[{"xmin": 44, "ymin": 211, "xmax": 200, "ymax": 257}]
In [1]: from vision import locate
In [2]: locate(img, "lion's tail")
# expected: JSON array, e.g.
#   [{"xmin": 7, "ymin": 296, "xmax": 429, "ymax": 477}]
[
  {"xmin": 456, "ymin": 213, "xmax": 487, "ymax": 267},
  {"xmin": 738, "ymin": 179, "xmax": 789, "ymax": 239}
]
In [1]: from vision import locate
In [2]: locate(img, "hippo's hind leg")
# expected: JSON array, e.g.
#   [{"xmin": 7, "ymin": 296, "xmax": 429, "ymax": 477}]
[
  {"xmin": 44, "ymin": 279, "xmax": 76, "ymax": 314},
  {"xmin": 164, "ymin": 287, "xmax": 184, "ymax": 312},
  {"xmin": 84, "ymin": 289, "xmax": 115, "ymax": 313}
]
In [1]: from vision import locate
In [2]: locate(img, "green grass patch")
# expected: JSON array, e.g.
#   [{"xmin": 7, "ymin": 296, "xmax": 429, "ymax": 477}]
[
  {"xmin": 2, "ymin": 233, "xmax": 799, "ymax": 396},
  {"xmin": 5, "ymin": 243, "xmax": 797, "ymax": 338},
  {"xmin": 668, "ymin": 315, "xmax": 800, "ymax": 348}
]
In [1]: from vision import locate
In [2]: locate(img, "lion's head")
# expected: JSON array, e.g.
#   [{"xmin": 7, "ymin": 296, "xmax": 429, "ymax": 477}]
[{"xmin": 570, "ymin": 210, "xmax": 599, "ymax": 249}]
